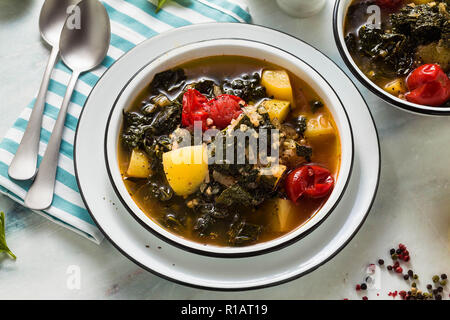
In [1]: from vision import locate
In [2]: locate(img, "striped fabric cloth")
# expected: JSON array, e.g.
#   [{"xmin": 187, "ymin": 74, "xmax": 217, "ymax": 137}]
[{"xmin": 0, "ymin": 0, "xmax": 251, "ymax": 244}]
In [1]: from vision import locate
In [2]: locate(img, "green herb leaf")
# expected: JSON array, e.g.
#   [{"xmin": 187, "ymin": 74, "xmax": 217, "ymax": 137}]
[
  {"xmin": 0, "ymin": 212, "xmax": 16, "ymax": 259},
  {"xmin": 155, "ymin": 0, "xmax": 169, "ymax": 12}
]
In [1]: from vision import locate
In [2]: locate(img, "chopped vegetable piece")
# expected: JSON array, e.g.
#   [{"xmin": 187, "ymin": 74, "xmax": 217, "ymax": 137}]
[
  {"xmin": 182, "ymin": 89, "xmax": 243, "ymax": 130},
  {"xmin": 261, "ymin": 70, "xmax": 294, "ymax": 105},
  {"xmin": 405, "ymin": 64, "xmax": 450, "ymax": 106},
  {"xmin": 265, "ymin": 198, "xmax": 296, "ymax": 232},
  {"xmin": 383, "ymin": 78, "xmax": 407, "ymax": 96},
  {"xmin": 304, "ymin": 115, "xmax": 336, "ymax": 142},
  {"xmin": 162, "ymin": 145, "xmax": 208, "ymax": 196},
  {"xmin": 285, "ymin": 165, "xmax": 335, "ymax": 202},
  {"xmin": 127, "ymin": 149, "xmax": 152, "ymax": 178},
  {"xmin": 262, "ymin": 99, "xmax": 291, "ymax": 123}
]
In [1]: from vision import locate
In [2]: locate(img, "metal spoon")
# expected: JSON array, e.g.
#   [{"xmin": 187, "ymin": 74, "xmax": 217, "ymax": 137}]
[
  {"xmin": 8, "ymin": 0, "xmax": 81, "ymax": 181},
  {"xmin": 25, "ymin": 0, "xmax": 110, "ymax": 210}
]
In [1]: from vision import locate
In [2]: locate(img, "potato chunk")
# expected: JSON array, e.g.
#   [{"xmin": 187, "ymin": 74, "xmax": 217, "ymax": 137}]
[
  {"xmin": 162, "ymin": 145, "xmax": 208, "ymax": 196},
  {"xmin": 383, "ymin": 78, "xmax": 406, "ymax": 96},
  {"xmin": 261, "ymin": 70, "xmax": 294, "ymax": 105},
  {"xmin": 262, "ymin": 99, "xmax": 291, "ymax": 123},
  {"xmin": 127, "ymin": 149, "xmax": 152, "ymax": 178},
  {"xmin": 265, "ymin": 198, "xmax": 296, "ymax": 232},
  {"xmin": 304, "ymin": 114, "xmax": 336, "ymax": 142}
]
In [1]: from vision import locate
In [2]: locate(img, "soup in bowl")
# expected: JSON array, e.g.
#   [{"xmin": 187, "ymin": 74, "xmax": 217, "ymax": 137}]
[
  {"xmin": 105, "ymin": 39, "xmax": 353, "ymax": 256},
  {"xmin": 334, "ymin": 0, "xmax": 450, "ymax": 115}
]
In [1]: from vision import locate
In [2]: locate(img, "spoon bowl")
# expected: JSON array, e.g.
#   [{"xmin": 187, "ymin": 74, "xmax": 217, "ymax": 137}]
[
  {"xmin": 39, "ymin": 0, "xmax": 81, "ymax": 46},
  {"xmin": 60, "ymin": 0, "xmax": 111, "ymax": 72}
]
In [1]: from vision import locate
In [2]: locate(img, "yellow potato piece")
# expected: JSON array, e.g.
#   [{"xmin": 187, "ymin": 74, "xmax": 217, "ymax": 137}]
[
  {"xmin": 162, "ymin": 145, "xmax": 208, "ymax": 196},
  {"xmin": 265, "ymin": 198, "xmax": 296, "ymax": 232},
  {"xmin": 127, "ymin": 149, "xmax": 152, "ymax": 178},
  {"xmin": 263, "ymin": 99, "xmax": 291, "ymax": 123},
  {"xmin": 304, "ymin": 114, "xmax": 336, "ymax": 142},
  {"xmin": 261, "ymin": 70, "xmax": 294, "ymax": 105},
  {"xmin": 383, "ymin": 78, "xmax": 406, "ymax": 96}
]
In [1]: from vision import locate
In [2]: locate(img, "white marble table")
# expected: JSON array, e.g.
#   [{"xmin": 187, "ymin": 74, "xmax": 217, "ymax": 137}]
[{"xmin": 0, "ymin": 0, "xmax": 448, "ymax": 299}]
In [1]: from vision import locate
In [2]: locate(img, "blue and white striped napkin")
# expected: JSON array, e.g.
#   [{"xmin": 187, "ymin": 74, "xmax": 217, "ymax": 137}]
[{"xmin": 0, "ymin": 0, "xmax": 251, "ymax": 244}]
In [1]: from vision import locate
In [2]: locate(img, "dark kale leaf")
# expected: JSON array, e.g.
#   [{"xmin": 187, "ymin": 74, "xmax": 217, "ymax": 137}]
[
  {"xmin": 161, "ymin": 209, "xmax": 186, "ymax": 232},
  {"xmin": 358, "ymin": 25, "xmax": 414, "ymax": 75},
  {"xmin": 221, "ymin": 72, "xmax": 267, "ymax": 102},
  {"xmin": 390, "ymin": 3, "xmax": 448, "ymax": 46},
  {"xmin": 149, "ymin": 69, "xmax": 186, "ymax": 95},
  {"xmin": 192, "ymin": 79, "xmax": 217, "ymax": 98},
  {"xmin": 216, "ymin": 184, "xmax": 254, "ymax": 207},
  {"xmin": 296, "ymin": 144, "xmax": 312, "ymax": 162},
  {"xmin": 228, "ymin": 219, "xmax": 262, "ymax": 246},
  {"xmin": 292, "ymin": 115, "xmax": 307, "ymax": 136}
]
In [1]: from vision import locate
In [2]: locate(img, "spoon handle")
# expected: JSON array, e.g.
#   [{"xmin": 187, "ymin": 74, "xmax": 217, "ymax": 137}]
[
  {"xmin": 25, "ymin": 70, "xmax": 80, "ymax": 210},
  {"xmin": 8, "ymin": 46, "xmax": 60, "ymax": 181}
]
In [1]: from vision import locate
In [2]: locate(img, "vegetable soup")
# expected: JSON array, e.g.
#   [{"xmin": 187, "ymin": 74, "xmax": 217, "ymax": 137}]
[{"xmin": 118, "ymin": 56, "xmax": 341, "ymax": 247}]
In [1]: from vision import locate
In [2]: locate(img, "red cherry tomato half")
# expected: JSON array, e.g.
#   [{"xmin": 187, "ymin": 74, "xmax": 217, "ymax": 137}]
[
  {"xmin": 285, "ymin": 165, "xmax": 335, "ymax": 203},
  {"xmin": 376, "ymin": 0, "xmax": 403, "ymax": 9},
  {"xmin": 182, "ymin": 89, "xmax": 244, "ymax": 131},
  {"xmin": 405, "ymin": 64, "xmax": 450, "ymax": 107}
]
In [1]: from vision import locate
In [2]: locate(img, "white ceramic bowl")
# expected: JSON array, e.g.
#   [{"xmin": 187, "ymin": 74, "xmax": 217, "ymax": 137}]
[
  {"xmin": 105, "ymin": 39, "xmax": 354, "ymax": 257},
  {"xmin": 333, "ymin": 0, "xmax": 450, "ymax": 116}
]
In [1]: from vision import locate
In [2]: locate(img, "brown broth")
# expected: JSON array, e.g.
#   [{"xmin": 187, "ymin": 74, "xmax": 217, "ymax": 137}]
[{"xmin": 118, "ymin": 55, "xmax": 341, "ymax": 247}]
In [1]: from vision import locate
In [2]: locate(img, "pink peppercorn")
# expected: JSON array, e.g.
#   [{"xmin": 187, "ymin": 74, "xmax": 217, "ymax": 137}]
[{"xmin": 395, "ymin": 266, "xmax": 403, "ymax": 273}]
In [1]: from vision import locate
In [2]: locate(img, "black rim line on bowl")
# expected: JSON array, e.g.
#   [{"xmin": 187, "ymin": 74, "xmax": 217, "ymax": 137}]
[
  {"xmin": 332, "ymin": 0, "xmax": 450, "ymax": 116},
  {"xmin": 73, "ymin": 22, "xmax": 380, "ymax": 291},
  {"xmin": 103, "ymin": 38, "xmax": 355, "ymax": 259}
]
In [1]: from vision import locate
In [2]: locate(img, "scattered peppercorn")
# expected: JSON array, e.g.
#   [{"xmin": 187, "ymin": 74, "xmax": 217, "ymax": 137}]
[
  {"xmin": 412, "ymin": 282, "xmax": 417, "ymax": 288},
  {"xmin": 387, "ymin": 265, "xmax": 393, "ymax": 271},
  {"xmin": 391, "ymin": 253, "xmax": 398, "ymax": 260},
  {"xmin": 355, "ymin": 284, "xmax": 361, "ymax": 291},
  {"xmin": 403, "ymin": 274, "xmax": 409, "ymax": 280},
  {"xmin": 432, "ymin": 275, "xmax": 440, "ymax": 282},
  {"xmin": 396, "ymin": 249, "xmax": 402, "ymax": 254},
  {"xmin": 362, "ymin": 296, "xmax": 368, "ymax": 300},
  {"xmin": 440, "ymin": 280, "xmax": 447, "ymax": 286},
  {"xmin": 408, "ymin": 270, "xmax": 414, "ymax": 277},
  {"xmin": 436, "ymin": 294, "xmax": 442, "ymax": 300},
  {"xmin": 413, "ymin": 274, "xmax": 418, "ymax": 280},
  {"xmin": 441, "ymin": 274, "xmax": 447, "ymax": 280},
  {"xmin": 427, "ymin": 284, "xmax": 432, "ymax": 290},
  {"xmin": 361, "ymin": 283, "xmax": 367, "ymax": 290},
  {"xmin": 395, "ymin": 266, "xmax": 403, "ymax": 273},
  {"xmin": 378, "ymin": 259, "xmax": 384, "ymax": 266},
  {"xmin": 437, "ymin": 286, "xmax": 443, "ymax": 293},
  {"xmin": 390, "ymin": 248, "xmax": 395, "ymax": 255}
]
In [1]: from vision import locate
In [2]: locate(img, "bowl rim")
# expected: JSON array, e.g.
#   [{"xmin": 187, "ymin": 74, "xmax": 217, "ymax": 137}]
[
  {"xmin": 333, "ymin": 0, "xmax": 450, "ymax": 116},
  {"xmin": 104, "ymin": 38, "xmax": 355, "ymax": 258}
]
